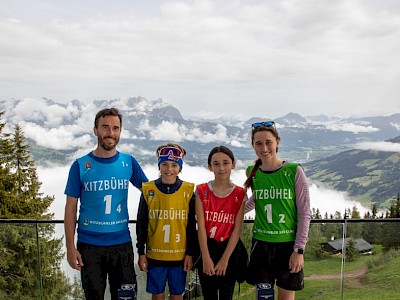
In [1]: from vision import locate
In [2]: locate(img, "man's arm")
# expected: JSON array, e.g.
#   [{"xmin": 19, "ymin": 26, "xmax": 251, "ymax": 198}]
[{"xmin": 64, "ymin": 196, "xmax": 83, "ymax": 270}]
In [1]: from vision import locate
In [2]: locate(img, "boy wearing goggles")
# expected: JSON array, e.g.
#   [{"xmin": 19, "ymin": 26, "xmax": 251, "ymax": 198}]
[
  {"xmin": 244, "ymin": 121, "xmax": 311, "ymax": 300},
  {"xmin": 136, "ymin": 143, "xmax": 197, "ymax": 300}
]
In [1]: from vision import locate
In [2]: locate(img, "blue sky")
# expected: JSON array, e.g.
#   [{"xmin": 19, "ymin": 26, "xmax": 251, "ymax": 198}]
[{"xmin": 1, "ymin": 0, "xmax": 400, "ymax": 119}]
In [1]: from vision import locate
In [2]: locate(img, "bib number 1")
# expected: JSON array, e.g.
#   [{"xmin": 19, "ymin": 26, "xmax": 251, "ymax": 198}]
[
  {"xmin": 264, "ymin": 204, "xmax": 285, "ymax": 223},
  {"xmin": 162, "ymin": 224, "xmax": 181, "ymax": 243},
  {"xmin": 104, "ymin": 195, "xmax": 121, "ymax": 214}
]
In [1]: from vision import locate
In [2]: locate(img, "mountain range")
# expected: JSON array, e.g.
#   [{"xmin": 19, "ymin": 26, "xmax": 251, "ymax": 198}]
[{"xmin": 1, "ymin": 97, "xmax": 399, "ymax": 208}]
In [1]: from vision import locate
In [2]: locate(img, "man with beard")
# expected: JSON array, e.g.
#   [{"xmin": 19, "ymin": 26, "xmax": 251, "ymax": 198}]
[{"xmin": 64, "ymin": 108, "xmax": 148, "ymax": 300}]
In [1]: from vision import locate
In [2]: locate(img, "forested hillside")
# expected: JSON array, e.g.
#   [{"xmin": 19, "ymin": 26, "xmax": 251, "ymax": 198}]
[
  {"xmin": 304, "ymin": 138, "xmax": 400, "ymax": 208},
  {"xmin": 0, "ymin": 112, "xmax": 81, "ymax": 299}
]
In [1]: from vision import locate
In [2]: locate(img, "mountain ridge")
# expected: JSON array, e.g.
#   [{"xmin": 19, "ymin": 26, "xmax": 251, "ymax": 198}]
[{"xmin": 1, "ymin": 97, "xmax": 399, "ymax": 208}]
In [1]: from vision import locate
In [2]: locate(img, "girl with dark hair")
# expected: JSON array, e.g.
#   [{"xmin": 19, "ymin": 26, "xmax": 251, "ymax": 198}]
[
  {"xmin": 195, "ymin": 146, "xmax": 247, "ymax": 300},
  {"xmin": 244, "ymin": 122, "xmax": 311, "ymax": 300}
]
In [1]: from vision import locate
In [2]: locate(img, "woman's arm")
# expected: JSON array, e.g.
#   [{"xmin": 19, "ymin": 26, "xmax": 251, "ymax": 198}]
[
  {"xmin": 294, "ymin": 165, "xmax": 311, "ymax": 250},
  {"xmin": 244, "ymin": 194, "xmax": 254, "ymax": 214}
]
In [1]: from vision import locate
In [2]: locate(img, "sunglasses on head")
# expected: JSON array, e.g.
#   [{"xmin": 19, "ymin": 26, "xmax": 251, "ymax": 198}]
[
  {"xmin": 157, "ymin": 146, "xmax": 183, "ymax": 158},
  {"xmin": 251, "ymin": 121, "xmax": 276, "ymax": 129}
]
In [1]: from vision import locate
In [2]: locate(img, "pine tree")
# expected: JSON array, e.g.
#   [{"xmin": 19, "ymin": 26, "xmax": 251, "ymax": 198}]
[
  {"xmin": 0, "ymin": 111, "xmax": 14, "ymax": 213},
  {"xmin": 345, "ymin": 238, "xmax": 357, "ymax": 262},
  {"xmin": 306, "ymin": 223, "xmax": 324, "ymax": 259},
  {"xmin": 1, "ymin": 124, "xmax": 53, "ymax": 219},
  {"xmin": 380, "ymin": 193, "xmax": 400, "ymax": 250},
  {"xmin": 70, "ymin": 276, "xmax": 85, "ymax": 299},
  {"xmin": 311, "ymin": 207, "xmax": 322, "ymax": 219},
  {"xmin": 371, "ymin": 203, "xmax": 378, "ymax": 218},
  {"xmin": 347, "ymin": 206, "xmax": 362, "ymax": 238},
  {"xmin": 0, "ymin": 121, "xmax": 72, "ymax": 299},
  {"xmin": 361, "ymin": 203, "xmax": 382, "ymax": 244}
]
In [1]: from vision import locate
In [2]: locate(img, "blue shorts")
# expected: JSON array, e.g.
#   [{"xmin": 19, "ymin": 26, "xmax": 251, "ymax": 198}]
[{"xmin": 146, "ymin": 265, "xmax": 186, "ymax": 295}]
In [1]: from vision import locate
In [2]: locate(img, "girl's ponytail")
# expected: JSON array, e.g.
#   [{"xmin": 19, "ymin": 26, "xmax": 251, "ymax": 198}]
[{"xmin": 244, "ymin": 158, "xmax": 262, "ymax": 189}]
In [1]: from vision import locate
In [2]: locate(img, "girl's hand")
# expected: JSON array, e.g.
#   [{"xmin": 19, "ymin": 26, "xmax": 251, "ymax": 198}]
[
  {"xmin": 214, "ymin": 257, "xmax": 229, "ymax": 276},
  {"xmin": 202, "ymin": 256, "xmax": 215, "ymax": 276},
  {"xmin": 289, "ymin": 252, "xmax": 304, "ymax": 273}
]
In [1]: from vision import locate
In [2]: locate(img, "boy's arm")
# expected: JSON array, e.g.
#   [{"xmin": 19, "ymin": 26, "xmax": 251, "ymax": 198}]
[
  {"xmin": 185, "ymin": 194, "xmax": 197, "ymax": 256},
  {"xmin": 136, "ymin": 194, "xmax": 149, "ymax": 256}
]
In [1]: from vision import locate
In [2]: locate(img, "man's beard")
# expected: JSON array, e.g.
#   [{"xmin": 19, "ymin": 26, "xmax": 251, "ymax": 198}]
[{"xmin": 99, "ymin": 136, "xmax": 119, "ymax": 151}]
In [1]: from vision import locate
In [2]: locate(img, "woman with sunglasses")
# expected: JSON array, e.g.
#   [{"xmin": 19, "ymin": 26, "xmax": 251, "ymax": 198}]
[
  {"xmin": 244, "ymin": 121, "xmax": 311, "ymax": 300},
  {"xmin": 195, "ymin": 146, "xmax": 247, "ymax": 300},
  {"xmin": 136, "ymin": 143, "xmax": 197, "ymax": 300}
]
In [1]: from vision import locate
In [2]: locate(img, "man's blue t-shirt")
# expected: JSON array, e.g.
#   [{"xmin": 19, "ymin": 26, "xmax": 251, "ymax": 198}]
[{"xmin": 65, "ymin": 151, "xmax": 148, "ymax": 246}]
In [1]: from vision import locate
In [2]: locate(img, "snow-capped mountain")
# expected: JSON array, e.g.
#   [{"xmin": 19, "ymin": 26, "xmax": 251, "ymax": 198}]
[{"xmin": 1, "ymin": 97, "xmax": 399, "ymax": 167}]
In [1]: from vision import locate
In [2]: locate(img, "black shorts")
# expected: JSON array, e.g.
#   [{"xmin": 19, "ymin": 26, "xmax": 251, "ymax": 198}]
[
  {"xmin": 78, "ymin": 242, "xmax": 136, "ymax": 300},
  {"xmin": 246, "ymin": 239, "xmax": 304, "ymax": 291},
  {"xmin": 197, "ymin": 238, "xmax": 237, "ymax": 299}
]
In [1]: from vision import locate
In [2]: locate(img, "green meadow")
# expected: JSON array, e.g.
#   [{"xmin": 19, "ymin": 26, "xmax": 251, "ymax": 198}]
[{"xmin": 226, "ymin": 246, "xmax": 400, "ymax": 300}]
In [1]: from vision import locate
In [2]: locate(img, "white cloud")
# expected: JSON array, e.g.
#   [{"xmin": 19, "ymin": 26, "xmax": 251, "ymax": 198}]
[
  {"xmin": 0, "ymin": 0, "xmax": 399, "ymax": 119},
  {"xmin": 21, "ymin": 121, "xmax": 93, "ymax": 150},
  {"xmin": 353, "ymin": 141, "xmax": 400, "ymax": 152},
  {"xmin": 138, "ymin": 119, "xmax": 235, "ymax": 144},
  {"xmin": 39, "ymin": 163, "xmax": 371, "ymax": 221},
  {"xmin": 391, "ymin": 122, "xmax": 400, "ymax": 131},
  {"xmin": 12, "ymin": 98, "xmax": 72, "ymax": 126},
  {"xmin": 149, "ymin": 121, "xmax": 184, "ymax": 142},
  {"xmin": 230, "ymin": 139, "xmax": 246, "ymax": 148},
  {"xmin": 195, "ymin": 124, "xmax": 229, "ymax": 144},
  {"xmin": 314, "ymin": 121, "xmax": 380, "ymax": 134},
  {"xmin": 308, "ymin": 181, "xmax": 370, "ymax": 218}
]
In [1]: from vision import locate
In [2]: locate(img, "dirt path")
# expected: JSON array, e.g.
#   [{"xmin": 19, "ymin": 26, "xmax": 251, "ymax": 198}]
[
  {"xmin": 305, "ymin": 267, "xmax": 368, "ymax": 280},
  {"xmin": 232, "ymin": 268, "xmax": 368, "ymax": 298}
]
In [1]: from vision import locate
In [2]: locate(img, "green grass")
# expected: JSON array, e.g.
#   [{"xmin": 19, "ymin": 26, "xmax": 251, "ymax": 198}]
[
  {"xmin": 228, "ymin": 246, "xmax": 400, "ymax": 300},
  {"xmin": 305, "ymin": 252, "xmax": 373, "ymax": 275}
]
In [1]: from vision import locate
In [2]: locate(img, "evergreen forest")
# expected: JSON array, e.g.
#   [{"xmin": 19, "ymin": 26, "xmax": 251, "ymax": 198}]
[{"xmin": 0, "ymin": 111, "xmax": 83, "ymax": 299}]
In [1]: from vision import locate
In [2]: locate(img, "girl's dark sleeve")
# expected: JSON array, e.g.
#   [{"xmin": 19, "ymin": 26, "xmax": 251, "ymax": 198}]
[
  {"xmin": 185, "ymin": 194, "xmax": 197, "ymax": 256},
  {"xmin": 136, "ymin": 193, "xmax": 149, "ymax": 256}
]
